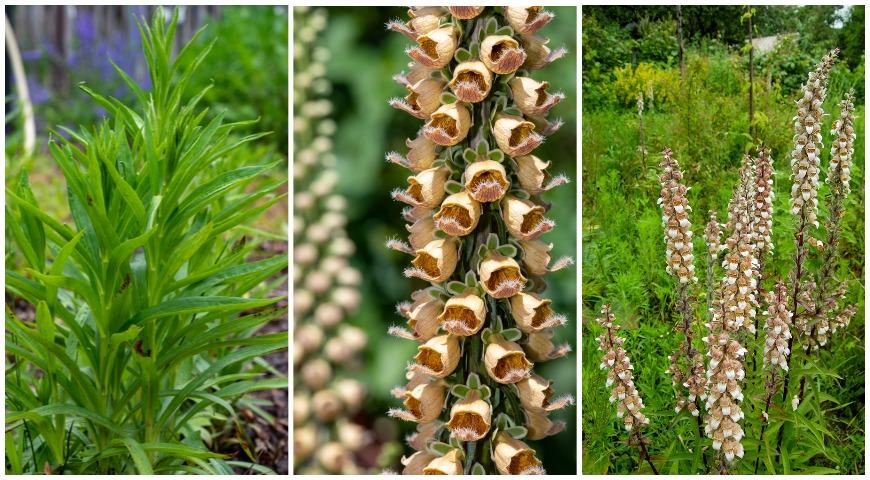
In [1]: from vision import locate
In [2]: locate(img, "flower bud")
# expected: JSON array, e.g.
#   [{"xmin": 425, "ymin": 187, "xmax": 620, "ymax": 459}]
[
  {"xmin": 524, "ymin": 329, "xmax": 569, "ymax": 362},
  {"xmin": 493, "ymin": 431, "xmax": 545, "ymax": 475},
  {"xmin": 390, "ymin": 77, "xmax": 445, "ymax": 119},
  {"xmin": 434, "ymin": 191, "xmax": 482, "ymax": 236},
  {"xmin": 481, "ymin": 35, "xmax": 526, "ymax": 75},
  {"xmin": 334, "ymin": 378, "xmax": 366, "ymax": 413},
  {"xmin": 317, "ymin": 442, "xmax": 350, "ymax": 474},
  {"xmin": 296, "ymin": 323, "xmax": 324, "ymax": 353},
  {"xmin": 387, "ymin": 134, "xmax": 437, "ymax": 173},
  {"xmin": 414, "ymin": 334, "xmax": 460, "ymax": 378},
  {"xmin": 449, "ymin": 61, "xmax": 493, "ymax": 103},
  {"xmin": 313, "ymin": 388, "xmax": 344, "ymax": 422},
  {"xmin": 406, "ymin": 238, "xmax": 459, "ymax": 283},
  {"xmin": 464, "ymin": 160, "xmax": 510, "ymax": 202},
  {"xmin": 447, "ymin": 391, "xmax": 492, "ymax": 441},
  {"xmin": 515, "ymin": 155, "xmax": 550, "ymax": 195},
  {"xmin": 336, "ymin": 421, "xmax": 368, "ymax": 451},
  {"xmin": 502, "ymin": 195, "xmax": 554, "ymax": 240},
  {"xmin": 394, "ymin": 375, "xmax": 446, "ymax": 423},
  {"xmin": 402, "ymin": 451, "xmax": 438, "ymax": 474},
  {"xmin": 438, "ymin": 291, "xmax": 487, "ymax": 336},
  {"xmin": 423, "ymin": 449, "xmax": 463, "ymax": 475},
  {"xmin": 448, "ymin": 6, "xmax": 484, "ymax": 19},
  {"xmin": 424, "ymin": 103, "xmax": 472, "ymax": 146},
  {"xmin": 408, "ymin": 294, "xmax": 445, "ymax": 341},
  {"xmin": 510, "ymin": 77, "xmax": 563, "ymax": 117},
  {"xmin": 516, "ymin": 373, "xmax": 572, "ymax": 412},
  {"xmin": 302, "ymin": 358, "xmax": 332, "ymax": 390},
  {"xmin": 409, "ymin": 26, "xmax": 458, "ymax": 69},
  {"xmin": 314, "ymin": 302, "xmax": 343, "ymax": 328},
  {"xmin": 485, "ymin": 335, "xmax": 533, "ymax": 384},
  {"xmin": 294, "ymin": 394, "xmax": 311, "ymax": 425},
  {"xmin": 294, "ymin": 424, "xmax": 317, "ymax": 462},
  {"xmin": 510, "ymin": 292, "xmax": 564, "ymax": 333},
  {"xmin": 388, "ymin": 8, "xmax": 444, "ymax": 40},
  {"xmin": 505, "ymin": 7, "xmax": 553, "ymax": 35},
  {"xmin": 519, "ymin": 239, "xmax": 553, "ymax": 276},
  {"xmin": 493, "ymin": 114, "xmax": 543, "ymax": 157},
  {"xmin": 479, "ymin": 253, "xmax": 527, "ymax": 298}
]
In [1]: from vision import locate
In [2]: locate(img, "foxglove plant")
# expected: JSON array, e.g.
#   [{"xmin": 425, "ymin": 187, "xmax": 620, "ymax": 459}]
[
  {"xmin": 292, "ymin": 7, "xmax": 371, "ymax": 475},
  {"xmin": 5, "ymin": 9, "xmax": 287, "ymax": 474},
  {"xmin": 385, "ymin": 6, "xmax": 573, "ymax": 475},
  {"xmin": 595, "ymin": 50, "xmax": 859, "ymax": 475}
]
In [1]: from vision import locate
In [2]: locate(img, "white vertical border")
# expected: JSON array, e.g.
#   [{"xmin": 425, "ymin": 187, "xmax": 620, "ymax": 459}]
[{"xmin": 576, "ymin": 5, "xmax": 583, "ymax": 475}]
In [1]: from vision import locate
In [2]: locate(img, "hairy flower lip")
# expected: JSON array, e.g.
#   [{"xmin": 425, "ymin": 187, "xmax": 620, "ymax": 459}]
[
  {"xmin": 510, "ymin": 76, "xmax": 564, "ymax": 117},
  {"xmin": 502, "ymin": 195, "xmax": 555, "ymax": 241},
  {"xmin": 524, "ymin": 409, "xmax": 566, "ymax": 440},
  {"xmin": 485, "ymin": 335, "xmax": 533, "ymax": 384},
  {"xmin": 434, "ymin": 190, "xmax": 482, "ymax": 237},
  {"xmin": 393, "ymin": 166, "xmax": 449, "ymax": 209},
  {"xmin": 449, "ymin": 61, "xmax": 493, "ymax": 103},
  {"xmin": 422, "ymin": 449, "xmax": 463, "ymax": 475},
  {"xmin": 401, "ymin": 451, "xmax": 438, "ymax": 475},
  {"xmin": 406, "ymin": 238, "xmax": 458, "ymax": 283},
  {"xmin": 424, "ymin": 103, "xmax": 472, "ymax": 146},
  {"xmin": 493, "ymin": 431, "xmax": 546, "ymax": 475},
  {"xmin": 447, "ymin": 6, "xmax": 484, "ymax": 19},
  {"xmin": 408, "ymin": 26, "xmax": 458, "ymax": 69},
  {"xmin": 412, "ymin": 334, "xmax": 460, "ymax": 379},
  {"xmin": 505, "ymin": 6, "xmax": 554, "ymax": 35},
  {"xmin": 390, "ymin": 77, "xmax": 446, "ymax": 119},
  {"xmin": 510, "ymin": 292, "xmax": 565, "ymax": 333},
  {"xmin": 493, "ymin": 114, "xmax": 544, "ymax": 157},
  {"xmin": 520, "ymin": 34, "xmax": 566, "ymax": 70},
  {"xmin": 437, "ymin": 291, "xmax": 487, "ymax": 336},
  {"xmin": 481, "ymin": 35, "xmax": 527, "ymax": 75},
  {"xmin": 446, "ymin": 391, "xmax": 492, "ymax": 441},
  {"xmin": 479, "ymin": 253, "xmax": 527, "ymax": 299},
  {"xmin": 464, "ymin": 160, "xmax": 510, "ymax": 202}
]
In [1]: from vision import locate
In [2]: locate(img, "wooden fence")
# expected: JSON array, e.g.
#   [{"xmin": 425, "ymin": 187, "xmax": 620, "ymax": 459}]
[{"xmin": 6, "ymin": 5, "xmax": 221, "ymax": 94}]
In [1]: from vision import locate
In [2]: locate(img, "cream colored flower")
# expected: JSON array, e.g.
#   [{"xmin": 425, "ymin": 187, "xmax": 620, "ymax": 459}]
[
  {"xmin": 434, "ymin": 190, "xmax": 482, "ymax": 236},
  {"xmin": 479, "ymin": 253, "xmax": 527, "ymax": 298},
  {"xmin": 424, "ymin": 103, "xmax": 472, "ymax": 146},
  {"xmin": 464, "ymin": 160, "xmax": 510, "ymax": 202},
  {"xmin": 485, "ymin": 335, "xmax": 533, "ymax": 384},
  {"xmin": 388, "ymin": 7, "xmax": 444, "ymax": 40},
  {"xmin": 408, "ymin": 420, "xmax": 443, "ymax": 451},
  {"xmin": 408, "ymin": 26, "xmax": 458, "ymax": 69},
  {"xmin": 502, "ymin": 195, "xmax": 554, "ymax": 240},
  {"xmin": 493, "ymin": 432, "xmax": 546, "ymax": 475},
  {"xmin": 446, "ymin": 391, "xmax": 492, "ymax": 441},
  {"xmin": 523, "ymin": 329, "xmax": 570, "ymax": 362},
  {"xmin": 389, "ymin": 77, "xmax": 445, "ymax": 119},
  {"xmin": 493, "ymin": 114, "xmax": 543, "ymax": 157},
  {"xmin": 509, "ymin": 77, "xmax": 564, "ymax": 117},
  {"xmin": 423, "ymin": 449, "xmax": 463, "ymax": 475},
  {"xmin": 517, "ymin": 373, "xmax": 573, "ymax": 412},
  {"xmin": 449, "ymin": 61, "xmax": 493, "ymax": 103},
  {"xmin": 519, "ymin": 239, "xmax": 552, "ymax": 276},
  {"xmin": 437, "ymin": 291, "xmax": 487, "ymax": 336},
  {"xmin": 413, "ymin": 334, "xmax": 460, "ymax": 378},
  {"xmin": 520, "ymin": 34, "xmax": 565, "ymax": 70},
  {"xmin": 510, "ymin": 292, "xmax": 566, "ymax": 333},
  {"xmin": 505, "ymin": 7, "xmax": 553, "ymax": 35},
  {"xmin": 405, "ymin": 238, "xmax": 459, "ymax": 283},
  {"xmin": 448, "ymin": 6, "xmax": 484, "ymax": 19},
  {"xmin": 401, "ymin": 451, "xmax": 438, "ymax": 474},
  {"xmin": 407, "ymin": 294, "xmax": 445, "ymax": 341},
  {"xmin": 524, "ymin": 409, "xmax": 565, "ymax": 440},
  {"xmin": 407, "ymin": 214, "xmax": 437, "ymax": 250},
  {"xmin": 481, "ymin": 35, "xmax": 527, "ymax": 74},
  {"xmin": 393, "ymin": 166, "xmax": 449, "ymax": 208}
]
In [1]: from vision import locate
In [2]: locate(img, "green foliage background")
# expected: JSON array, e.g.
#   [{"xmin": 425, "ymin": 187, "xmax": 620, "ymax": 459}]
[
  {"xmin": 582, "ymin": 5, "xmax": 865, "ymax": 475},
  {"xmin": 315, "ymin": 6, "xmax": 577, "ymax": 474}
]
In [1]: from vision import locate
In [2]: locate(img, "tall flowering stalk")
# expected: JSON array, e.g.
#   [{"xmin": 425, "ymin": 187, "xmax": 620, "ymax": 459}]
[
  {"xmin": 596, "ymin": 305, "xmax": 657, "ymax": 474},
  {"xmin": 385, "ymin": 6, "xmax": 573, "ymax": 475},
  {"xmin": 293, "ymin": 7, "xmax": 371, "ymax": 474},
  {"xmin": 657, "ymin": 149, "xmax": 705, "ymax": 431},
  {"xmin": 779, "ymin": 50, "xmax": 838, "ymax": 402}
]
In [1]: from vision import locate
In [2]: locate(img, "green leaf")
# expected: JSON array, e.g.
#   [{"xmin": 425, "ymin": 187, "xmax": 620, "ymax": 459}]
[
  {"xmin": 471, "ymin": 462, "xmax": 486, "ymax": 475},
  {"xmin": 124, "ymin": 296, "xmax": 280, "ymax": 330},
  {"xmin": 463, "ymin": 148, "xmax": 479, "ymax": 163},
  {"xmin": 504, "ymin": 425, "xmax": 527, "ymax": 439},
  {"xmin": 440, "ymin": 91, "xmax": 458, "ymax": 105},
  {"xmin": 464, "ymin": 270, "xmax": 478, "ymax": 288},
  {"xmin": 114, "ymin": 438, "xmax": 154, "ymax": 474},
  {"xmin": 451, "ymin": 384, "xmax": 471, "ymax": 398},
  {"xmin": 494, "ymin": 26, "xmax": 514, "ymax": 36},
  {"xmin": 447, "ymin": 281, "xmax": 467, "ymax": 295},
  {"xmin": 484, "ymin": 17, "xmax": 498, "ymax": 35},
  {"xmin": 444, "ymin": 180, "xmax": 463, "ymax": 195},
  {"xmin": 466, "ymin": 373, "xmax": 481, "ymax": 389},
  {"xmin": 486, "ymin": 233, "xmax": 500, "ymax": 251},
  {"xmin": 488, "ymin": 149, "xmax": 504, "ymax": 162},
  {"xmin": 429, "ymin": 442, "xmax": 454, "ymax": 456},
  {"xmin": 501, "ymin": 328, "xmax": 522, "ymax": 342},
  {"xmin": 476, "ymin": 139, "xmax": 490, "ymax": 156},
  {"xmin": 35, "ymin": 301, "xmax": 56, "ymax": 344},
  {"xmin": 454, "ymin": 47, "xmax": 472, "ymax": 63},
  {"xmin": 478, "ymin": 385, "xmax": 491, "ymax": 399},
  {"xmin": 495, "ymin": 244, "xmax": 517, "ymax": 258}
]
